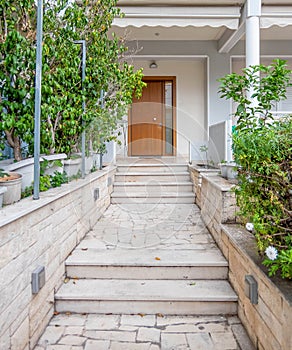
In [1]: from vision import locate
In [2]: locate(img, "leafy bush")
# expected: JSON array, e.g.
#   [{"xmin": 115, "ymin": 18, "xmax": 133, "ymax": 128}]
[
  {"xmin": 219, "ymin": 60, "xmax": 292, "ymax": 279},
  {"xmin": 0, "ymin": 1, "xmax": 36, "ymax": 161},
  {"xmin": 22, "ymin": 170, "xmax": 68, "ymax": 198},
  {"xmin": 1, "ymin": 0, "xmax": 145, "ymax": 159}
]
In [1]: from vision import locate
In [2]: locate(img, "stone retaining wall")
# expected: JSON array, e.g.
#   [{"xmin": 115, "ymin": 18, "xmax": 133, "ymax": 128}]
[
  {"xmin": 199, "ymin": 174, "xmax": 292, "ymax": 350},
  {"xmin": 200, "ymin": 174, "xmax": 239, "ymax": 236},
  {"xmin": 189, "ymin": 165, "xmax": 219, "ymax": 208},
  {"xmin": 0, "ymin": 166, "xmax": 115, "ymax": 350}
]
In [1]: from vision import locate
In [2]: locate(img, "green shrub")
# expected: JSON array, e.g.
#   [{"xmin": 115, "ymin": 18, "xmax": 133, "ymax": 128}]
[
  {"xmin": 219, "ymin": 59, "xmax": 292, "ymax": 279},
  {"xmin": 234, "ymin": 118, "xmax": 292, "ymax": 279}
]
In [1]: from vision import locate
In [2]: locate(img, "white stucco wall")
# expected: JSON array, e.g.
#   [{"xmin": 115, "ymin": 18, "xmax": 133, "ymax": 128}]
[{"xmin": 133, "ymin": 59, "xmax": 206, "ymax": 158}]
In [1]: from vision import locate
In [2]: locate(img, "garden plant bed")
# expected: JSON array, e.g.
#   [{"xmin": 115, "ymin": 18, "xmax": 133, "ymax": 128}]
[
  {"xmin": 220, "ymin": 224, "xmax": 292, "ymax": 350},
  {"xmin": 197, "ymin": 173, "xmax": 292, "ymax": 350}
]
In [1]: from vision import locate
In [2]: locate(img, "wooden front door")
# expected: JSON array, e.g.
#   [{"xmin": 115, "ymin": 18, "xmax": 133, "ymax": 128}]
[
  {"xmin": 129, "ymin": 78, "xmax": 176, "ymax": 156},
  {"xmin": 129, "ymin": 80, "xmax": 163, "ymax": 156}
]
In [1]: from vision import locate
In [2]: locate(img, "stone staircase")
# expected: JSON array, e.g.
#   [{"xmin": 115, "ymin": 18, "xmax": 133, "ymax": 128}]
[
  {"xmin": 54, "ymin": 160, "xmax": 238, "ymax": 318},
  {"xmin": 111, "ymin": 162, "xmax": 195, "ymax": 204}
]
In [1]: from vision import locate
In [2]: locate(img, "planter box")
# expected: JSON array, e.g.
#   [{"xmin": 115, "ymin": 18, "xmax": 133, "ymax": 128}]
[{"xmin": 0, "ymin": 172, "xmax": 22, "ymax": 205}]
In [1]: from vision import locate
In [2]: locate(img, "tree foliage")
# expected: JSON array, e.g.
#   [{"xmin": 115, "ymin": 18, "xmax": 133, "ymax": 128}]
[
  {"xmin": 0, "ymin": 0, "xmax": 145, "ymax": 159},
  {"xmin": 0, "ymin": 0, "xmax": 36, "ymax": 161}
]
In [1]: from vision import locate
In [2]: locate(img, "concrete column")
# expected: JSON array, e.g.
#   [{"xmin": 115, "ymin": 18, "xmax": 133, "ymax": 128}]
[
  {"xmin": 245, "ymin": 0, "xmax": 261, "ymax": 68},
  {"xmin": 246, "ymin": 16, "xmax": 260, "ymax": 68},
  {"xmin": 245, "ymin": 0, "xmax": 261, "ymax": 104}
]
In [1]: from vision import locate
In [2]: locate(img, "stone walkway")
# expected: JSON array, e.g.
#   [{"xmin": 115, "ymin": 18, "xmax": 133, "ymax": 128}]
[
  {"xmin": 34, "ymin": 202, "xmax": 254, "ymax": 350},
  {"xmin": 35, "ymin": 313, "xmax": 252, "ymax": 350},
  {"xmin": 81, "ymin": 203, "xmax": 214, "ymax": 249}
]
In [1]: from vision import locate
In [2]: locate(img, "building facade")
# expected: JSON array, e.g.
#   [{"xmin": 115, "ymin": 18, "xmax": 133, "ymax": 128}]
[{"xmin": 111, "ymin": 0, "xmax": 292, "ymax": 163}]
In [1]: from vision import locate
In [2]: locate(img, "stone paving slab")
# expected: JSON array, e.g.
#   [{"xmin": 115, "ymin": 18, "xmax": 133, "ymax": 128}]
[
  {"xmin": 35, "ymin": 314, "xmax": 254, "ymax": 350},
  {"xmin": 82, "ymin": 203, "xmax": 216, "ymax": 249}
]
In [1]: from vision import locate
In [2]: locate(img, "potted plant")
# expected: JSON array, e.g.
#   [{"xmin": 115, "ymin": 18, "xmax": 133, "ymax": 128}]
[
  {"xmin": 218, "ymin": 160, "xmax": 228, "ymax": 178},
  {"xmin": 0, "ymin": 169, "xmax": 22, "ymax": 205},
  {"xmin": 225, "ymin": 162, "xmax": 238, "ymax": 180},
  {"xmin": 41, "ymin": 153, "xmax": 67, "ymax": 176}
]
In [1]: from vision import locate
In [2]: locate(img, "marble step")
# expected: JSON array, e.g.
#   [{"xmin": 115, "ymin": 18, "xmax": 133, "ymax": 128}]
[
  {"xmin": 111, "ymin": 192, "xmax": 195, "ymax": 204},
  {"xmin": 113, "ymin": 181, "xmax": 193, "ymax": 193},
  {"xmin": 66, "ymin": 249, "xmax": 228, "ymax": 280},
  {"xmin": 116, "ymin": 164, "xmax": 189, "ymax": 173},
  {"xmin": 55, "ymin": 279, "xmax": 238, "ymax": 315},
  {"xmin": 114, "ymin": 172, "xmax": 191, "ymax": 182}
]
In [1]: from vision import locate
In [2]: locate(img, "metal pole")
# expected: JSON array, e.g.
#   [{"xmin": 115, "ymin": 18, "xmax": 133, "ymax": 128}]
[
  {"xmin": 33, "ymin": 0, "xmax": 43, "ymax": 200},
  {"xmin": 74, "ymin": 40, "xmax": 86, "ymax": 179}
]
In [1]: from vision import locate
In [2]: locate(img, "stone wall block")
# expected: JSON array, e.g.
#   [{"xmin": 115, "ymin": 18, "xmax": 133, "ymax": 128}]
[
  {"xmin": 29, "ymin": 306, "xmax": 54, "ymax": 350},
  {"xmin": 257, "ymin": 296, "xmax": 282, "ymax": 342},
  {"xmin": 0, "ymin": 285, "xmax": 31, "ymax": 337},
  {"xmin": 0, "ymin": 329, "xmax": 10, "ymax": 350},
  {"xmin": 0, "ymin": 272, "xmax": 30, "ymax": 317},
  {"xmin": 11, "ymin": 315, "xmax": 29, "ymax": 350}
]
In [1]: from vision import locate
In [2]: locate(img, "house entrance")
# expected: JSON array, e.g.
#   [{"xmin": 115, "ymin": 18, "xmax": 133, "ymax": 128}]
[{"xmin": 128, "ymin": 77, "xmax": 176, "ymax": 156}]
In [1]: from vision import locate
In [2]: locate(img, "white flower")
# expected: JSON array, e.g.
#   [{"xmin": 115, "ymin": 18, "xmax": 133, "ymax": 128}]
[
  {"xmin": 265, "ymin": 246, "xmax": 278, "ymax": 261},
  {"xmin": 245, "ymin": 222, "xmax": 254, "ymax": 232}
]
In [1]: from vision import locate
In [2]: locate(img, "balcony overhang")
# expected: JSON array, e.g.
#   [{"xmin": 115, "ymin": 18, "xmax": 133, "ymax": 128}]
[
  {"xmin": 261, "ymin": 6, "xmax": 292, "ymax": 28},
  {"xmin": 113, "ymin": 6, "xmax": 241, "ymax": 30}
]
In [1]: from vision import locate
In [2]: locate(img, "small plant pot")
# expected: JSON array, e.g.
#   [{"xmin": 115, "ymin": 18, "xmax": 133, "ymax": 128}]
[
  {"xmin": 0, "ymin": 172, "xmax": 22, "ymax": 205},
  {"xmin": 226, "ymin": 163, "xmax": 238, "ymax": 180},
  {"xmin": 219, "ymin": 163, "xmax": 228, "ymax": 178},
  {"xmin": 64, "ymin": 157, "xmax": 82, "ymax": 177},
  {"xmin": 92, "ymin": 153, "xmax": 102, "ymax": 171},
  {"xmin": 42, "ymin": 153, "xmax": 67, "ymax": 176},
  {"xmin": 0, "ymin": 186, "xmax": 7, "ymax": 208},
  {"xmin": 85, "ymin": 154, "xmax": 95, "ymax": 175},
  {"xmin": 4, "ymin": 158, "xmax": 36, "ymax": 191}
]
